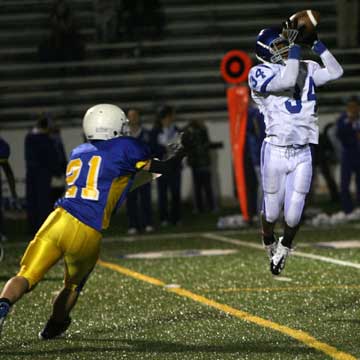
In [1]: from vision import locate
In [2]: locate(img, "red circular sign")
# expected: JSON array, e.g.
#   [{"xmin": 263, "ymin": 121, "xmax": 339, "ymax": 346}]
[{"xmin": 220, "ymin": 50, "xmax": 252, "ymax": 84}]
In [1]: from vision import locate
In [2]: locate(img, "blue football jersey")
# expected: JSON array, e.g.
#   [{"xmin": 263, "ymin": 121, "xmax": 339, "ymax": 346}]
[{"xmin": 57, "ymin": 137, "xmax": 151, "ymax": 231}]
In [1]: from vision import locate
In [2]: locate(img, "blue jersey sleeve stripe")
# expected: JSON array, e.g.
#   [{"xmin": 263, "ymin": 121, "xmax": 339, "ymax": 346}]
[{"xmin": 260, "ymin": 74, "xmax": 276, "ymax": 93}]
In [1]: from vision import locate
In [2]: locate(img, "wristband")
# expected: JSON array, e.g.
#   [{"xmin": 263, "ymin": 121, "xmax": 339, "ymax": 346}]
[
  {"xmin": 312, "ymin": 40, "xmax": 327, "ymax": 55},
  {"xmin": 288, "ymin": 44, "xmax": 301, "ymax": 59}
]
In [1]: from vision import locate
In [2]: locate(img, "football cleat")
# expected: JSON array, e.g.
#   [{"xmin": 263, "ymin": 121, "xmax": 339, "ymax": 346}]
[
  {"xmin": 270, "ymin": 237, "xmax": 292, "ymax": 275},
  {"xmin": 264, "ymin": 240, "xmax": 278, "ymax": 260},
  {"xmin": 38, "ymin": 316, "xmax": 71, "ymax": 340},
  {"xmin": 0, "ymin": 301, "xmax": 10, "ymax": 337}
]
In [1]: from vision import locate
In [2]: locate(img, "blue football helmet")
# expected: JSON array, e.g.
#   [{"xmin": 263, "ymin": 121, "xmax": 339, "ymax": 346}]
[{"xmin": 255, "ymin": 28, "xmax": 290, "ymax": 64}]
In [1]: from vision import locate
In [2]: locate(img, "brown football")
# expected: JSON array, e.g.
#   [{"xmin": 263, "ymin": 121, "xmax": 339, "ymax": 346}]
[{"xmin": 283, "ymin": 10, "xmax": 320, "ymax": 43}]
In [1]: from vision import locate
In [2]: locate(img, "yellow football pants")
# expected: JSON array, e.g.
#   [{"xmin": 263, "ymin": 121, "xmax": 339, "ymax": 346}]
[{"xmin": 17, "ymin": 207, "xmax": 102, "ymax": 291}]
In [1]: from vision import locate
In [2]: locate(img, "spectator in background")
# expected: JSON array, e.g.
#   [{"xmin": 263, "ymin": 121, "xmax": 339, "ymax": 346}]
[
  {"xmin": 336, "ymin": 96, "xmax": 360, "ymax": 214},
  {"xmin": 185, "ymin": 119, "xmax": 215, "ymax": 213},
  {"xmin": 25, "ymin": 116, "xmax": 62, "ymax": 235},
  {"xmin": 150, "ymin": 105, "xmax": 182, "ymax": 226},
  {"xmin": 38, "ymin": 0, "xmax": 85, "ymax": 62},
  {"xmin": 50, "ymin": 123, "xmax": 68, "ymax": 205},
  {"xmin": 93, "ymin": 0, "xmax": 121, "ymax": 43},
  {"xmin": 126, "ymin": 109, "xmax": 154, "ymax": 234},
  {"xmin": 316, "ymin": 122, "xmax": 340, "ymax": 202},
  {"xmin": 0, "ymin": 137, "xmax": 18, "ymax": 241},
  {"xmin": 246, "ymin": 104, "xmax": 265, "ymax": 216}
]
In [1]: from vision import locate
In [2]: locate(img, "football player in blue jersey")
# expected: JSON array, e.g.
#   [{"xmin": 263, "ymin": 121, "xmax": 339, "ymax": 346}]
[
  {"xmin": 248, "ymin": 26, "xmax": 343, "ymax": 275},
  {"xmin": 0, "ymin": 104, "xmax": 192, "ymax": 340}
]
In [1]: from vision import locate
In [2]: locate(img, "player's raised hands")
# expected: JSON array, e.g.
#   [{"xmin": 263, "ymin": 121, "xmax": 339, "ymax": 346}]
[
  {"xmin": 282, "ymin": 18, "xmax": 302, "ymax": 44},
  {"xmin": 282, "ymin": 10, "xmax": 320, "ymax": 47}
]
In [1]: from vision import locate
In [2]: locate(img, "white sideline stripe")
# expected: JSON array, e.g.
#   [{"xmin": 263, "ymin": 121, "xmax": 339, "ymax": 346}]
[
  {"xmin": 5, "ymin": 225, "xmax": 358, "ymax": 247},
  {"xmin": 102, "ymin": 226, "xmax": 327, "ymax": 243},
  {"xmin": 3, "ymin": 229, "xmax": 257, "ymax": 247},
  {"xmin": 203, "ymin": 233, "xmax": 360, "ymax": 270},
  {"xmin": 102, "ymin": 229, "xmax": 259, "ymax": 243}
]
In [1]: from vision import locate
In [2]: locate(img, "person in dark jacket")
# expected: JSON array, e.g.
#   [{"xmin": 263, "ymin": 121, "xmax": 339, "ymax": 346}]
[
  {"xmin": 0, "ymin": 137, "xmax": 18, "ymax": 241},
  {"xmin": 336, "ymin": 96, "xmax": 360, "ymax": 213},
  {"xmin": 50, "ymin": 124, "xmax": 68, "ymax": 206},
  {"xmin": 126, "ymin": 109, "xmax": 154, "ymax": 234},
  {"xmin": 246, "ymin": 105, "xmax": 266, "ymax": 216},
  {"xmin": 185, "ymin": 119, "xmax": 215, "ymax": 213},
  {"xmin": 25, "ymin": 117, "xmax": 62, "ymax": 235},
  {"xmin": 150, "ymin": 105, "xmax": 182, "ymax": 226},
  {"xmin": 316, "ymin": 122, "xmax": 340, "ymax": 202}
]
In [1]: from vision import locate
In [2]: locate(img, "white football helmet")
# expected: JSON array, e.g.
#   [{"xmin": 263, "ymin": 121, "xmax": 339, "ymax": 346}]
[{"xmin": 83, "ymin": 104, "xmax": 129, "ymax": 140}]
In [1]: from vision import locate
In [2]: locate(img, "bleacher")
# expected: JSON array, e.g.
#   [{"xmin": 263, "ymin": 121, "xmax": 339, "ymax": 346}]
[{"xmin": 0, "ymin": 0, "xmax": 359, "ymax": 127}]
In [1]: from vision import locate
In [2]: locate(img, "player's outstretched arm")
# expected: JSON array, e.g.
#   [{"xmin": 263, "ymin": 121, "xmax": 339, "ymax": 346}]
[
  {"xmin": 146, "ymin": 151, "xmax": 184, "ymax": 175},
  {"xmin": 144, "ymin": 129, "xmax": 195, "ymax": 175},
  {"xmin": 311, "ymin": 40, "xmax": 344, "ymax": 86}
]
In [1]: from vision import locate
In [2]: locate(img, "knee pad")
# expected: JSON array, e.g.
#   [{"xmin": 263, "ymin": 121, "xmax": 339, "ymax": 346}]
[
  {"xmin": 285, "ymin": 191, "xmax": 306, "ymax": 228},
  {"xmin": 263, "ymin": 192, "xmax": 282, "ymax": 223}
]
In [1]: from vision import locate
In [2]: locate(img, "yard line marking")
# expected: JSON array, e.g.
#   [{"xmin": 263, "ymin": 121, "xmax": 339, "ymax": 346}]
[
  {"xmin": 203, "ymin": 233, "xmax": 360, "ymax": 270},
  {"xmin": 97, "ymin": 259, "xmax": 164, "ymax": 287},
  {"xmin": 201, "ymin": 284, "xmax": 360, "ymax": 293},
  {"xmin": 98, "ymin": 259, "xmax": 356, "ymax": 360}
]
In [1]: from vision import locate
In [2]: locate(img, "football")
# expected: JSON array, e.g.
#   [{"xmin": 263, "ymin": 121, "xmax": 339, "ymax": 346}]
[{"xmin": 282, "ymin": 9, "xmax": 320, "ymax": 44}]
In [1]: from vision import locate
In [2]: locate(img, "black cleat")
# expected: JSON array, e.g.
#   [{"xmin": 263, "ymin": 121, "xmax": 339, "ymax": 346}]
[{"xmin": 38, "ymin": 317, "xmax": 71, "ymax": 340}]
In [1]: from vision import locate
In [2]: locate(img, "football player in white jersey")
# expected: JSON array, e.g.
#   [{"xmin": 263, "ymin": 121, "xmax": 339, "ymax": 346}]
[{"xmin": 248, "ymin": 27, "xmax": 343, "ymax": 275}]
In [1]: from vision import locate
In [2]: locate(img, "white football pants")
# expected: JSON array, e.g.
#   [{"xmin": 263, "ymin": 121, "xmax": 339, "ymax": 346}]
[{"xmin": 260, "ymin": 142, "xmax": 313, "ymax": 227}]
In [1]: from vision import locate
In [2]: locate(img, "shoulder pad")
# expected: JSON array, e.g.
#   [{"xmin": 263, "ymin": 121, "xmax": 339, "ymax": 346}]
[{"xmin": 248, "ymin": 64, "xmax": 277, "ymax": 93}]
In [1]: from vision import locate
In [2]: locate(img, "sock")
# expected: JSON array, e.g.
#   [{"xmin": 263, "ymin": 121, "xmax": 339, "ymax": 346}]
[
  {"xmin": 0, "ymin": 298, "xmax": 11, "ymax": 318},
  {"xmin": 262, "ymin": 233, "xmax": 276, "ymax": 246},
  {"xmin": 0, "ymin": 298, "xmax": 11, "ymax": 306},
  {"xmin": 282, "ymin": 224, "xmax": 299, "ymax": 248}
]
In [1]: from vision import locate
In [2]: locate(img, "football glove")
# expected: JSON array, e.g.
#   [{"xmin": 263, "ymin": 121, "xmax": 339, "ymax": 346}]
[
  {"xmin": 166, "ymin": 132, "xmax": 184, "ymax": 158},
  {"xmin": 167, "ymin": 129, "xmax": 196, "ymax": 157},
  {"xmin": 282, "ymin": 18, "xmax": 300, "ymax": 44},
  {"xmin": 180, "ymin": 128, "xmax": 196, "ymax": 153}
]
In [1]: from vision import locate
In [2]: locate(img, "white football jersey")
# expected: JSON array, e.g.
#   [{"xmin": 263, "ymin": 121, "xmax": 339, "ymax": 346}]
[{"xmin": 248, "ymin": 60, "xmax": 321, "ymax": 146}]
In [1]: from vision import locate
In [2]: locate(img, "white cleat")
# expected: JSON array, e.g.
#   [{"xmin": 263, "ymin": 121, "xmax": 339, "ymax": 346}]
[
  {"xmin": 270, "ymin": 237, "xmax": 292, "ymax": 275},
  {"xmin": 264, "ymin": 240, "xmax": 278, "ymax": 260},
  {"xmin": 263, "ymin": 235, "xmax": 278, "ymax": 260}
]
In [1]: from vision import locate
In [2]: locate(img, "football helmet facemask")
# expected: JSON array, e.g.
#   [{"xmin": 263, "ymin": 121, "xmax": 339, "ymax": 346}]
[
  {"xmin": 255, "ymin": 28, "xmax": 291, "ymax": 64},
  {"xmin": 83, "ymin": 104, "xmax": 129, "ymax": 140}
]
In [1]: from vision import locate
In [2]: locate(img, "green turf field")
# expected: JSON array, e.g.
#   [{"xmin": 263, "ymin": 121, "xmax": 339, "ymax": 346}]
[{"xmin": 0, "ymin": 210, "xmax": 360, "ymax": 360}]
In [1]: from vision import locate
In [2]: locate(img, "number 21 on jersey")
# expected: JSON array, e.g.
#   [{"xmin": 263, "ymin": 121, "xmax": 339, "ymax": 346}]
[{"xmin": 65, "ymin": 155, "xmax": 102, "ymax": 201}]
